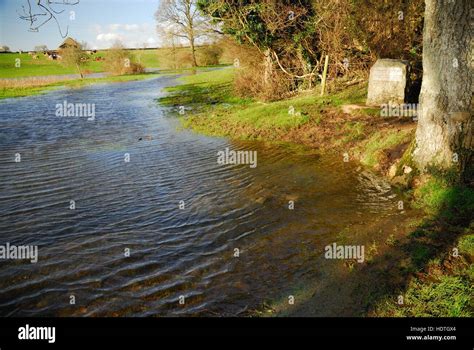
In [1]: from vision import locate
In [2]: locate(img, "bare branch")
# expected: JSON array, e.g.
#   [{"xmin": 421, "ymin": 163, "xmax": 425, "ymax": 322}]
[{"xmin": 17, "ymin": 0, "xmax": 80, "ymax": 38}]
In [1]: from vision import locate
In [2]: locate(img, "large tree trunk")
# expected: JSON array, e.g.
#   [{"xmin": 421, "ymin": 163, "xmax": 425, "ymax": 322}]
[{"xmin": 413, "ymin": 0, "xmax": 473, "ymax": 176}]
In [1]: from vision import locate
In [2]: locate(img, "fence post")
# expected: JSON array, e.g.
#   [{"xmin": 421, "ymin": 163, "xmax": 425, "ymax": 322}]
[{"xmin": 320, "ymin": 55, "xmax": 329, "ymax": 96}]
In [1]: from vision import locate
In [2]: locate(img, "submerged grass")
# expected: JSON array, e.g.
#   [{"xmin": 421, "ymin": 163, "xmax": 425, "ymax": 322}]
[{"xmin": 0, "ymin": 73, "xmax": 161, "ymax": 99}]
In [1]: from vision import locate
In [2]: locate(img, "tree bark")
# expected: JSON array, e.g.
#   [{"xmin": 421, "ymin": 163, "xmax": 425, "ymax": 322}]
[
  {"xmin": 413, "ymin": 0, "xmax": 473, "ymax": 176},
  {"xmin": 185, "ymin": 0, "xmax": 198, "ymax": 67},
  {"xmin": 190, "ymin": 34, "xmax": 198, "ymax": 67},
  {"xmin": 76, "ymin": 63, "xmax": 83, "ymax": 79}
]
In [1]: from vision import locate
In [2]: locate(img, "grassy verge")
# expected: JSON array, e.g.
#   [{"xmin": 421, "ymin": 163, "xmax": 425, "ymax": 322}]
[
  {"xmin": 371, "ymin": 173, "xmax": 474, "ymax": 317},
  {"xmin": 160, "ymin": 68, "xmax": 414, "ymax": 163},
  {"xmin": 359, "ymin": 129, "xmax": 413, "ymax": 168},
  {"xmin": 372, "ymin": 230, "xmax": 473, "ymax": 317}
]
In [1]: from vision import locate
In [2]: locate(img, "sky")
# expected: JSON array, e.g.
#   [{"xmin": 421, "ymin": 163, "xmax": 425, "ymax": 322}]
[{"xmin": 0, "ymin": 0, "xmax": 165, "ymax": 51}]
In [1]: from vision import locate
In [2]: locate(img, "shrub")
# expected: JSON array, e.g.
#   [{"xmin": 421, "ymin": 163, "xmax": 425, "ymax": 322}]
[
  {"xmin": 105, "ymin": 45, "xmax": 144, "ymax": 75},
  {"xmin": 225, "ymin": 40, "xmax": 291, "ymax": 101},
  {"xmin": 197, "ymin": 45, "xmax": 223, "ymax": 66},
  {"xmin": 156, "ymin": 47, "xmax": 196, "ymax": 69}
]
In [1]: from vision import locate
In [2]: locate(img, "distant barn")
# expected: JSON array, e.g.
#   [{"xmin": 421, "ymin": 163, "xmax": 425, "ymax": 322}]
[{"xmin": 58, "ymin": 37, "xmax": 81, "ymax": 50}]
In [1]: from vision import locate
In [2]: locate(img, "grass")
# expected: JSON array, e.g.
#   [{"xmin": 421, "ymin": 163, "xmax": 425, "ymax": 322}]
[
  {"xmin": 0, "ymin": 62, "xmax": 227, "ymax": 100},
  {"xmin": 0, "ymin": 46, "xmax": 231, "ymax": 100},
  {"xmin": 372, "ymin": 175, "xmax": 473, "ymax": 317},
  {"xmin": 336, "ymin": 121, "xmax": 365, "ymax": 145},
  {"xmin": 0, "ymin": 47, "xmax": 231, "ymax": 79},
  {"xmin": 408, "ymin": 243, "xmax": 433, "ymax": 269},
  {"xmin": 160, "ymin": 69, "xmax": 426, "ymax": 199},
  {"xmin": 0, "ymin": 52, "xmax": 104, "ymax": 78},
  {"xmin": 160, "ymin": 68, "xmax": 373, "ymax": 142},
  {"xmin": 385, "ymin": 234, "xmax": 397, "ymax": 246},
  {"xmin": 183, "ymin": 94, "xmax": 313, "ymax": 138},
  {"xmin": 360, "ymin": 129, "xmax": 414, "ymax": 167},
  {"xmin": 0, "ymin": 73, "xmax": 161, "ymax": 99},
  {"xmin": 414, "ymin": 176, "xmax": 474, "ymax": 219},
  {"xmin": 160, "ymin": 68, "xmax": 242, "ymax": 107},
  {"xmin": 458, "ymin": 234, "xmax": 474, "ymax": 256},
  {"xmin": 132, "ymin": 49, "xmax": 160, "ymax": 68},
  {"xmin": 0, "ymin": 50, "xmax": 158, "ymax": 78},
  {"xmin": 374, "ymin": 273, "xmax": 472, "ymax": 317},
  {"xmin": 327, "ymin": 83, "xmax": 367, "ymax": 106}
]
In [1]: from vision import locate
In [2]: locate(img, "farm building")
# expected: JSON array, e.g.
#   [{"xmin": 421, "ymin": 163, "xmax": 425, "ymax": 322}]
[{"xmin": 58, "ymin": 37, "xmax": 81, "ymax": 50}]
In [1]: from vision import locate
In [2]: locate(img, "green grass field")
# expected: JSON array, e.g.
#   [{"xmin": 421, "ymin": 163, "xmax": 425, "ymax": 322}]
[
  {"xmin": 0, "ymin": 46, "xmax": 226, "ymax": 78},
  {"xmin": 0, "ymin": 52, "xmax": 105, "ymax": 78},
  {"xmin": 131, "ymin": 49, "xmax": 161, "ymax": 68},
  {"xmin": 0, "ymin": 49, "xmax": 169, "ymax": 78}
]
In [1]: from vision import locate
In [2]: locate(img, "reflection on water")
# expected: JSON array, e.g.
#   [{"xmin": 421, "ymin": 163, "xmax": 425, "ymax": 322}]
[{"xmin": 0, "ymin": 76, "xmax": 406, "ymax": 316}]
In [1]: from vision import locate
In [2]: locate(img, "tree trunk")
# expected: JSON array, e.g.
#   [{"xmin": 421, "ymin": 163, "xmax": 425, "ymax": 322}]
[
  {"xmin": 76, "ymin": 63, "xmax": 83, "ymax": 79},
  {"xmin": 190, "ymin": 35, "xmax": 198, "ymax": 67},
  {"xmin": 413, "ymin": 0, "xmax": 473, "ymax": 176}
]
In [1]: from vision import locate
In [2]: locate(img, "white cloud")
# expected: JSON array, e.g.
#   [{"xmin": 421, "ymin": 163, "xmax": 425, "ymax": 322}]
[
  {"xmin": 90, "ymin": 22, "xmax": 159, "ymax": 48},
  {"xmin": 96, "ymin": 33, "xmax": 123, "ymax": 42},
  {"xmin": 109, "ymin": 24, "xmax": 122, "ymax": 31},
  {"xmin": 124, "ymin": 24, "xmax": 140, "ymax": 31}
]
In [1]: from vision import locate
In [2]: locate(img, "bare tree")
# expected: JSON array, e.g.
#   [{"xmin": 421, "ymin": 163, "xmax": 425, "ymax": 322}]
[
  {"xmin": 160, "ymin": 30, "xmax": 181, "ymax": 69},
  {"xmin": 34, "ymin": 45, "xmax": 48, "ymax": 53},
  {"xmin": 155, "ymin": 0, "xmax": 210, "ymax": 67},
  {"xmin": 18, "ymin": 0, "xmax": 80, "ymax": 38},
  {"xmin": 61, "ymin": 44, "xmax": 87, "ymax": 79}
]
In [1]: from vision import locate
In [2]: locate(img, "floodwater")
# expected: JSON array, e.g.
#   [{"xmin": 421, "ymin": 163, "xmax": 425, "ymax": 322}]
[
  {"xmin": 0, "ymin": 75, "xmax": 413, "ymax": 316},
  {"xmin": 0, "ymin": 72, "xmax": 108, "ymax": 82}
]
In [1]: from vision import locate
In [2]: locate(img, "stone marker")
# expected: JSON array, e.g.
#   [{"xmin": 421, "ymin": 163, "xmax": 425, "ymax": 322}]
[{"xmin": 367, "ymin": 59, "xmax": 409, "ymax": 105}]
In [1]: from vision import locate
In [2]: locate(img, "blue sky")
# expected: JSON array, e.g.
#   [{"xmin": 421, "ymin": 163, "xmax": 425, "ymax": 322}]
[{"xmin": 0, "ymin": 0, "xmax": 164, "ymax": 51}]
